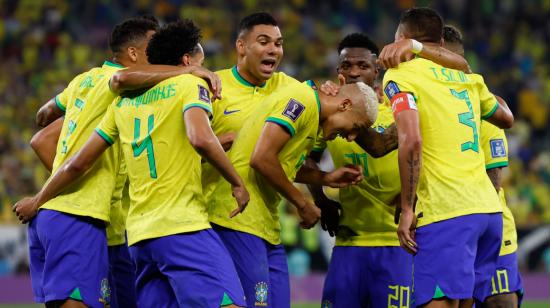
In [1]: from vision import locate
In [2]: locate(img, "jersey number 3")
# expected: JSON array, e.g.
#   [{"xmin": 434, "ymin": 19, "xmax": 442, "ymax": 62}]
[
  {"xmin": 132, "ymin": 115, "xmax": 157, "ymax": 179},
  {"xmin": 451, "ymin": 89, "xmax": 479, "ymax": 153}
]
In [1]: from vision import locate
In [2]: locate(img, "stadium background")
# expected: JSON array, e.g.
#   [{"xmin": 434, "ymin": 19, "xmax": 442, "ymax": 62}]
[{"xmin": 0, "ymin": 0, "xmax": 549, "ymax": 306}]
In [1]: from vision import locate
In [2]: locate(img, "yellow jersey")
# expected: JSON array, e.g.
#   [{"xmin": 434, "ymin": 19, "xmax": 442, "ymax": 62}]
[
  {"xmin": 96, "ymin": 74, "xmax": 213, "ymax": 246},
  {"xmin": 42, "ymin": 61, "xmax": 124, "ymax": 222},
  {"xmin": 202, "ymin": 66, "xmax": 297, "ymax": 198},
  {"xmin": 383, "ymin": 58, "xmax": 502, "ymax": 227},
  {"xmin": 315, "ymin": 102, "xmax": 401, "ymax": 246},
  {"xmin": 106, "ymin": 161, "xmax": 129, "ymax": 246},
  {"xmin": 208, "ymin": 80, "xmax": 320, "ymax": 244},
  {"xmin": 481, "ymin": 120, "xmax": 517, "ymax": 255}
]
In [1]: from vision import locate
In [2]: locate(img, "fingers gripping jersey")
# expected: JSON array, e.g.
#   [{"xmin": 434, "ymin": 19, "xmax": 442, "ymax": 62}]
[
  {"xmin": 42, "ymin": 61, "xmax": 125, "ymax": 223},
  {"xmin": 96, "ymin": 75, "xmax": 213, "ymax": 246},
  {"xmin": 382, "ymin": 58, "xmax": 502, "ymax": 227},
  {"xmin": 481, "ymin": 121, "xmax": 517, "ymax": 256},
  {"xmin": 208, "ymin": 80, "xmax": 321, "ymax": 244}
]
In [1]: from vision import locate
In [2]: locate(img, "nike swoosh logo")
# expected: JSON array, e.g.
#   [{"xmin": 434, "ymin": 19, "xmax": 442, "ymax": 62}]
[{"xmin": 224, "ymin": 108, "xmax": 241, "ymax": 115}]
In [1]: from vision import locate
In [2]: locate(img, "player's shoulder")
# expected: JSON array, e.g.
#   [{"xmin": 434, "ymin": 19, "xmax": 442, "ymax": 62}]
[
  {"xmin": 268, "ymin": 71, "xmax": 299, "ymax": 88},
  {"xmin": 165, "ymin": 74, "xmax": 209, "ymax": 89}
]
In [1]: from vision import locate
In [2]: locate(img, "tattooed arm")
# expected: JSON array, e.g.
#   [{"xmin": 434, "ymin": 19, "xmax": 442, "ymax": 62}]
[
  {"xmin": 395, "ymin": 108, "xmax": 422, "ymax": 254},
  {"xmin": 486, "ymin": 167, "xmax": 502, "ymax": 192},
  {"xmin": 355, "ymin": 123, "xmax": 398, "ymax": 158}
]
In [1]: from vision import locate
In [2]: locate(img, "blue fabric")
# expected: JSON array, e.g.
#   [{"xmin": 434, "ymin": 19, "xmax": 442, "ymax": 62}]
[{"xmin": 108, "ymin": 242, "xmax": 137, "ymax": 308}]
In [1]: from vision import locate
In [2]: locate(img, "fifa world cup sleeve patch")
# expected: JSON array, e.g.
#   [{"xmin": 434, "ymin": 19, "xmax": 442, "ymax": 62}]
[
  {"xmin": 490, "ymin": 139, "xmax": 506, "ymax": 158},
  {"xmin": 391, "ymin": 92, "xmax": 417, "ymax": 116},
  {"xmin": 198, "ymin": 84, "xmax": 211, "ymax": 103},
  {"xmin": 282, "ymin": 98, "xmax": 305, "ymax": 122},
  {"xmin": 384, "ymin": 81, "xmax": 401, "ymax": 99}
]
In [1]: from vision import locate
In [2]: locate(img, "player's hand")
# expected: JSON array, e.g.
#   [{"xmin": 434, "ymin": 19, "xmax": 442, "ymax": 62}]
[
  {"xmin": 397, "ymin": 208, "xmax": 417, "ymax": 255},
  {"xmin": 377, "ymin": 39, "xmax": 415, "ymax": 70},
  {"xmin": 319, "ymin": 74, "xmax": 346, "ymax": 96},
  {"xmin": 217, "ymin": 132, "xmax": 236, "ymax": 151},
  {"xmin": 316, "ymin": 198, "xmax": 341, "ymax": 237},
  {"xmin": 12, "ymin": 196, "xmax": 39, "ymax": 224},
  {"xmin": 230, "ymin": 184, "xmax": 249, "ymax": 218},
  {"xmin": 297, "ymin": 199, "xmax": 321, "ymax": 229},
  {"xmin": 322, "ymin": 165, "xmax": 363, "ymax": 188},
  {"xmin": 188, "ymin": 66, "xmax": 222, "ymax": 101}
]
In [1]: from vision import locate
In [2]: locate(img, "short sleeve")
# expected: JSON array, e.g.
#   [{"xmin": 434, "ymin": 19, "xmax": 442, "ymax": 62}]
[
  {"xmin": 95, "ymin": 102, "xmax": 119, "ymax": 146},
  {"xmin": 55, "ymin": 89, "xmax": 69, "ymax": 112},
  {"xmin": 382, "ymin": 69, "xmax": 418, "ymax": 116},
  {"xmin": 265, "ymin": 97, "xmax": 307, "ymax": 137},
  {"xmin": 474, "ymin": 75, "xmax": 499, "ymax": 119},
  {"xmin": 481, "ymin": 121, "xmax": 508, "ymax": 170},
  {"xmin": 182, "ymin": 77, "xmax": 213, "ymax": 118},
  {"xmin": 311, "ymin": 129, "xmax": 326, "ymax": 153}
]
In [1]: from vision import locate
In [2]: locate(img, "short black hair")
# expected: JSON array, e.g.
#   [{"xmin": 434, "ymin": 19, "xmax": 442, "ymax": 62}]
[
  {"xmin": 109, "ymin": 16, "xmax": 159, "ymax": 54},
  {"xmin": 146, "ymin": 19, "xmax": 202, "ymax": 65},
  {"xmin": 238, "ymin": 12, "xmax": 278, "ymax": 37},
  {"xmin": 399, "ymin": 7, "xmax": 443, "ymax": 43},
  {"xmin": 337, "ymin": 33, "xmax": 379, "ymax": 55},
  {"xmin": 443, "ymin": 25, "xmax": 463, "ymax": 45}
]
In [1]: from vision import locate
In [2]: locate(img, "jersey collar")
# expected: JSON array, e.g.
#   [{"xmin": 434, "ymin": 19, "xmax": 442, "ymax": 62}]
[
  {"xmin": 103, "ymin": 60, "xmax": 124, "ymax": 68},
  {"xmin": 231, "ymin": 66, "xmax": 266, "ymax": 88}
]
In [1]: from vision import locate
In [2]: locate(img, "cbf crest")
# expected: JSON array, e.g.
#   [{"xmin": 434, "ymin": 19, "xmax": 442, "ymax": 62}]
[
  {"xmin": 254, "ymin": 281, "xmax": 268, "ymax": 306},
  {"xmin": 99, "ymin": 278, "xmax": 111, "ymax": 307}
]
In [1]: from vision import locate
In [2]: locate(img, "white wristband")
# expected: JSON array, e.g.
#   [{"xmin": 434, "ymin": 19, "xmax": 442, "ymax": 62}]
[{"xmin": 411, "ymin": 39, "xmax": 423, "ymax": 54}]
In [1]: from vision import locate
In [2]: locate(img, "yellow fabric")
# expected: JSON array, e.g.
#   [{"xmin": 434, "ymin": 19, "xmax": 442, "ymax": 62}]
[
  {"xmin": 106, "ymin": 161, "xmax": 128, "ymax": 246},
  {"xmin": 41, "ymin": 61, "xmax": 124, "ymax": 223},
  {"xmin": 96, "ymin": 74, "xmax": 213, "ymax": 246},
  {"xmin": 318, "ymin": 103, "xmax": 401, "ymax": 246},
  {"xmin": 202, "ymin": 66, "xmax": 297, "ymax": 199},
  {"xmin": 208, "ymin": 80, "xmax": 320, "ymax": 244},
  {"xmin": 480, "ymin": 121, "xmax": 517, "ymax": 255},
  {"xmin": 382, "ymin": 58, "xmax": 502, "ymax": 227}
]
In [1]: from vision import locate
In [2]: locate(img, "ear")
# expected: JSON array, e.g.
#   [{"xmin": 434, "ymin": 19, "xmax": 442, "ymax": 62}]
[
  {"xmin": 236, "ymin": 38, "xmax": 245, "ymax": 56},
  {"xmin": 127, "ymin": 46, "xmax": 138, "ymax": 63},
  {"xmin": 339, "ymin": 98, "xmax": 352, "ymax": 111},
  {"xmin": 439, "ymin": 37, "xmax": 444, "ymax": 46},
  {"xmin": 182, "ymin": 54, "xmax": 191, "ymax": 66}
]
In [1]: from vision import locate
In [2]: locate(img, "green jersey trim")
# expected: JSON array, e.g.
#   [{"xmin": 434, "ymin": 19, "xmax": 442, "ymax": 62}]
[
  {"xmin": 183, "ymin": 102, "xmax": 213, "ymax": 115},
  {"xmin": 486, "ymin": 161, "xmax": 508, "ymax": 170},
  {"xmin": 231, "ymin": 66, "xmax": 266, "ymax": 88},
  {"xmin": 266, "ymin": 117, "xmax": 295, "ymax": 137},
  {"xmin": 103, "ymin": 60, "xmax": 124, "ymax": 69},
  {"xmin": 55, "ymin": 95, "xmax": 66, "ymax": 112},
  {"xmin": 481, "ymin": 101, "xmax": 499, "ymax": 120},
  {"xmin": 314, "ymin": 90, "xmax": 321, "ymax": 113},
  {"xmin": 95, "ymin": 128, "xmax": 115, "ymax": 145}
]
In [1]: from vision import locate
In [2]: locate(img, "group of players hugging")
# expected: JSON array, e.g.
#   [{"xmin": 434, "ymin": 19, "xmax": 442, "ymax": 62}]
[{"xmin": 13, "ymin": 6, "xmax": 522, "ymax": 308}]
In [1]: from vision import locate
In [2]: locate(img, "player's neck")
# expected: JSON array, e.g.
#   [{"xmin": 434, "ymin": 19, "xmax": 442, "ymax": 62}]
[
  {"xmin": 235, "ymin": 63, "xmax": 267, "ymax": 87},
  {"xmin": 317, "ymin": 92, "xmax": 332, "ymax": 122},
  {"xmin": 111, "ymin": 56, "xmax": 129, "ymax": 68}
]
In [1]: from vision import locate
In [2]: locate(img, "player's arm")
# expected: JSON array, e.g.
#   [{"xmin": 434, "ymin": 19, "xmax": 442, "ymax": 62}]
[
  {"xmin": 354, "ymin": 123, "xmax": 398, "ymax": 157},
  {"xmin": 13, "ymin": 133, "xmax": 111, "ymax": 223},
  {"xmin": 30, "ymin": 117, "xmax": 63, "ymax": 172},
  {"xmin": 486, "ymin": 167, "xmax": 503, "ymax": 192},
  {"xmin": 392, "ymin": 93, "xmax": 421, "ymax": 254},
  {"xmin": 250, "ymin": 123, "xmax": 321, "ymax": 228},
  {"xmin": 184, "ymin": 108, "xmax": 248, "ymax": 216},
  {"xmin": 110, "ymin": 65, "xmax": 222, "ymax": 100},
  {"xmin": 378, "ymin": 39, "xmax": 471, "ymax": 73},
  {"xmin": 483, "ymin": 95, "xmax": 514, "ymax": 129},
  {"xmin": 36, "ymin": 97, "xmax": 65, "ymax": 127},
  {"xmin": 304, "ymin": 154, "xmax": 341, "ymax": 237}
]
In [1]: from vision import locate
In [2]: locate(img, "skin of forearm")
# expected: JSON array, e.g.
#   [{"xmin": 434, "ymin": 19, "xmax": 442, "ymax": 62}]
[
  {"xmin": 486, "ymin": 168, "xmax": 502, "ymax": 192},
  {"xmin": 111, "ymin": 65, "xmax": 186, "ymax": 93},
  {"xmin": 295, "ymin": 165, "xmax": 326, "ymax": 186},
  {"xmin": 251, "ymin": 154, "xmax": 306, "ymax": 208},
  {"xmin": 303, "ymin": 158, "xmax": 331, "ymax": 205},
  {"xmin": 420, "ymin": 44, "xmax": 470, "ymax": 73},
  {"xmin": 398, "ymin": 140, "xmax": 422, "ymax": 211},
  {"xmin": 355, "ymin": 124, "xmax": 398, "ymax": 158},
  {"xmin": 194, "ymin": 137, "xmax": 243, "ymax": 187},
  {"xmin": 36, "ymin": 99, "xmax": 64, "ymax": 127}
]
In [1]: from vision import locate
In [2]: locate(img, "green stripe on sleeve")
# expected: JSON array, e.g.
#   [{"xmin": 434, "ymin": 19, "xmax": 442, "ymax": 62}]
[
  {"xmin": 481, "ymin": 102, "xmax": 499, "ymax": 120},
  {"xmin": 486, "ymin": 161, "xmax": 508, "ymax": 170},
  {"xmin": 183, "ymin": 102, "xmax": 213, "ymax": 115},
  {"xmin": 95, "ymin": 128, "xmax": 115, "ymax": 145},
  {"xmin": 266, "ymin": 117, "xmax": 296, "ymax": 137},
  {"xmin": 55, "ymin": 96, "xmax": 66, "ymax": 112}
]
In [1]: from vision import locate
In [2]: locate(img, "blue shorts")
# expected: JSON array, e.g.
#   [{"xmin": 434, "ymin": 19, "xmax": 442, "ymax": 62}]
[
  {"xmin": 28, "ymin": 209, "xmax": 109, "ymax": 307},
  {"xmin": 322, "ymin": 246, "xmax": 413, "ymax": 308},
  {"xmin": 476, "ymin": 252, "xmax": 524, "ymax": 306},
  {"xmin": 108, "ymin": 242, "xmax": 137, "ymax": 308},
  {"xmin": 213, "ymin": 224, "xmax": 290, "ymax": 308},
  {"xmin": 128, "ymin": 228, "xmax": 246, "ymax": 308},
  {"xmin": 414, "ymin": 213, "xmax": 502, "ymax": 306}
]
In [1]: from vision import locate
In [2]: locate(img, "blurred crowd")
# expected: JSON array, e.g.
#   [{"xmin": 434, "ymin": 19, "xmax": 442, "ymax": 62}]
[{"xmin": 0, "ymin": 0, "xmax": 549, "ymax": 233}]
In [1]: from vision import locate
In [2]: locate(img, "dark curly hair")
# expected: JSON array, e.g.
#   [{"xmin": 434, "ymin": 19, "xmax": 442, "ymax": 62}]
[
  {"xmin": 238, "ymin": 12, "xmax": 278, "ymax": 37},
  {"xmin": 443, "ymin": 25, "xmax": 463, "ymax": 45},
  {"xmin": 146, "ymin": 19, "xmax": 202, "ymax": 65},
  {"xmin": 337, "ymin": 32, "xmax": 379, "ymax": 55},
  {"xmin": 109, "ymin": 16, "xmax": 159, "ymax": 54},
  {"xmin": 399, "ymin": 7, "xmax": 444, "ymax": 43}
]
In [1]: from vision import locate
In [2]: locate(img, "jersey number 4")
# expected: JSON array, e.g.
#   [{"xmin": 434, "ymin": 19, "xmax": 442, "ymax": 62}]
[
  {"xmin": 132, "ymin": 115, "xmax": 157, "ymax": 179},
  {"xmin": 451, "ymin": 89, "xmax": 479, "ymax": 153}
]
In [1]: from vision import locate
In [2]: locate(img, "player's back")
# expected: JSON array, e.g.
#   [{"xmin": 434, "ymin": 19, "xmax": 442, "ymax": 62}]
[
  {"xmin": 101, "ymin": 74, "xmax": 213, "ymax": 245},
  {"xmin": 383, "ymin": 58, "xmax": 501, "ymax": 227},
  {"xmin": 41, "ymin": 61, "xmax": 124, "ymax": 222}
]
